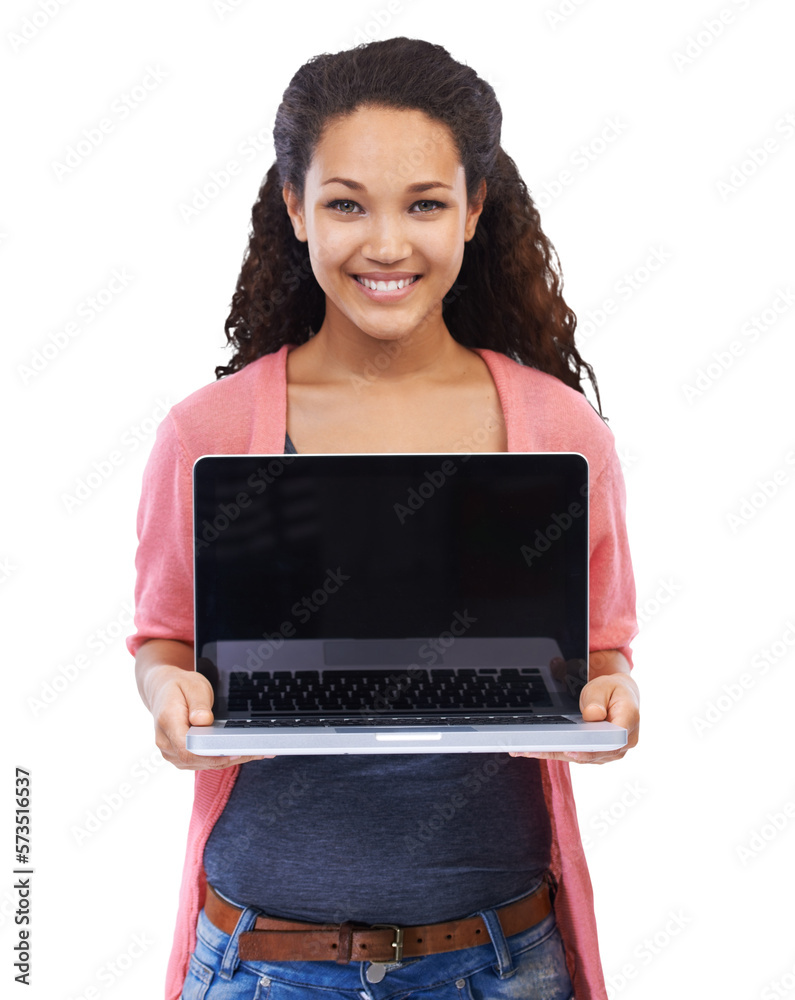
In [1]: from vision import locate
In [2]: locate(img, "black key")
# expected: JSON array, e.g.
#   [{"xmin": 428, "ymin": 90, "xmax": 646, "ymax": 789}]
[{"xmin": 238, "ymin": 715, "xmax": 575, "ymax": 727}]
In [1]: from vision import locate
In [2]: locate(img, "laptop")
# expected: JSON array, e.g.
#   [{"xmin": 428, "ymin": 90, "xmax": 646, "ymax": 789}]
[{"xmin": 186, "ymin": 452, "xmax": 627, "ymax": 755}]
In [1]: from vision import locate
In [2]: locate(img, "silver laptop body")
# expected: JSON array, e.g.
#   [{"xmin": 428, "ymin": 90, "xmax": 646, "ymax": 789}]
[{"xmin": 186, "ymin": 452, "xmax": 627, "ymax": 755}]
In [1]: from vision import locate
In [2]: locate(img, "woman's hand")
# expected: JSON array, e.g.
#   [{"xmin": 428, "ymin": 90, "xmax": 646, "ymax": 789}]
[
  {"xmin": 135, "ymin": 639, "xmax": 274, "ymax": 770},
  {"xmin": 509, "ymin": 648, "xmax": 639, "ymax": 765}
]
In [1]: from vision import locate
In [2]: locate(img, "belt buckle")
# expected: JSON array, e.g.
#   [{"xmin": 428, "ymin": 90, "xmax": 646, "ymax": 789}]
[{"xmin": 370, "ymin": 923, "xmax": 404, "ymax": 962}]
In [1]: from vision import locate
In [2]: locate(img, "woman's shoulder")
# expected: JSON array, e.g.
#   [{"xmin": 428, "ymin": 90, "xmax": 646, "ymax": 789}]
[
  {"xmin": 165, "ymin": 346, "xmax": 291, "ymax": 456},
  {"xmin": 170, "ymin": 347, "xmax": 289, "ymax": 418},
  {"xmin": 477, "ymin": 348, "xmax": 616, "ymax": 458}
]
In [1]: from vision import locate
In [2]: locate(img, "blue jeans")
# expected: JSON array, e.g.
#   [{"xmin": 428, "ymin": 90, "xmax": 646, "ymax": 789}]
[{"xmin": 179, "ymin": 879, "xmax": 575, "ymax": 1000}]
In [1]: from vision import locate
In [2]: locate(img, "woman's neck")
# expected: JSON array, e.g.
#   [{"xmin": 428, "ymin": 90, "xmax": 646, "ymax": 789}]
[{"xmin": 291, "ymin": 316, "xmax": 475, "ymax": 388}]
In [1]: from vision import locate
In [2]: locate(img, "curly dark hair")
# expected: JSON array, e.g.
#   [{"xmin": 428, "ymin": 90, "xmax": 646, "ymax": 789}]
[{"xmin": 217, "ymin": 36, "xmax": 602, "ymax": 415}]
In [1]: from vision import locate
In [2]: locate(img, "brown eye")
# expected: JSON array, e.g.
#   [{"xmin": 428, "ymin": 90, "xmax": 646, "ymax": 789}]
[
  {"xmin": 329, "ymin": 199, "xmax": 359, "ymax": 214},
  {"xmin": 413, "ymin": 200, "xmax": 444, "ymax": 213}
]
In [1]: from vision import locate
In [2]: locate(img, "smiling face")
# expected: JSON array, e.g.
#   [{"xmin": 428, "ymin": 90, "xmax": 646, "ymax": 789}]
[{"xmin": 283, "ymin": 105, "xmax": 485, "ymax": 346}]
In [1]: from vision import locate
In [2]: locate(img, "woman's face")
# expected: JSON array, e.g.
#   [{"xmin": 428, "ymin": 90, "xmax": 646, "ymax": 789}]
[{"xmin": 283, "ymin": 105, "xmax": 485, "ymax": 344}]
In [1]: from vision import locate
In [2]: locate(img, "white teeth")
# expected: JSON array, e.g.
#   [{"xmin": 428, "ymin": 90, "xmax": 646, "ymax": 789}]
[{"xmin": 356, "ymin": 276, "xmax": 418, "ymax": 291}]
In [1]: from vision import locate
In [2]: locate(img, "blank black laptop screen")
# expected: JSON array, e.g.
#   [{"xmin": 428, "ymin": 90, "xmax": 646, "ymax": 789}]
[{"xmin": 193, "ymin": 453, "xmax": 588, "ymax": 685}]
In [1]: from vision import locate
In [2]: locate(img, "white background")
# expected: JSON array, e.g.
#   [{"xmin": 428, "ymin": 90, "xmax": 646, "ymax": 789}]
[{"xmin": 2, "ymin": 0, "xmax": 794, "ymax": 997}]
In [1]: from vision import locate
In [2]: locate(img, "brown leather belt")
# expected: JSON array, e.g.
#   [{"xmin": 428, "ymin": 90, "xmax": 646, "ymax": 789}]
[{"xmin": 205, "ymin": 880, "xmax": 552, "ymax": 964}]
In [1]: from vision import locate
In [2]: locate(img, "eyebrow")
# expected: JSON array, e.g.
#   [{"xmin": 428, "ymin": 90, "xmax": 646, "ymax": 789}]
[{"xmin": 321, "ymin": 177, "xmax": 453, "ymax": 193}]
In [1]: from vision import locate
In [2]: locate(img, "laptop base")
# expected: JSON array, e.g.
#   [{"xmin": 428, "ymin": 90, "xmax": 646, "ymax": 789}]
[{"xmin": 186, "ymin": 719, "xmax": 627, "ymax": 755}]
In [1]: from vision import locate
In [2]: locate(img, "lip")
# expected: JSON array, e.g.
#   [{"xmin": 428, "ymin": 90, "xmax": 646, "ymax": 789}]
[
  {"xmin": 354, "ymin": 271, "xmax": 419, "ymax": 281},
  {"xmin": 351, "ymin": 273, "xmax": 422, "ymax": 302}
]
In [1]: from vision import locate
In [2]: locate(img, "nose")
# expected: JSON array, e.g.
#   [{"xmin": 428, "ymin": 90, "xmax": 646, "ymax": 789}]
[{"xmin": 361, "ymin": 214, "xmax": 411, "ymax": 263}]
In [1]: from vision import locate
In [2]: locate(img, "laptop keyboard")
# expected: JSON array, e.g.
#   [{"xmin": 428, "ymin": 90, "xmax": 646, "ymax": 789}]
[
  {"xmin": 224, "ymin": 667, "xmax": 555, "ymax": 715},
  {"xmin": 224, "ymin": 714, "xmax": 573, "ymax": 727}
]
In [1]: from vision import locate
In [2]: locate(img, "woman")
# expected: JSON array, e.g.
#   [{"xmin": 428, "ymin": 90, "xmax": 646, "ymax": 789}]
[{"xmin": 129, "ymin": 36, "xmax": 639, "ymax": 1000}]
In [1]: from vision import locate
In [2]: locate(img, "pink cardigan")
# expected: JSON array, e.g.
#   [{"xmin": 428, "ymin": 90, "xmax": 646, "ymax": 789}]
[{"xmin": 128, "ymin": 344, "xmax": 637, "ymax": 1000}]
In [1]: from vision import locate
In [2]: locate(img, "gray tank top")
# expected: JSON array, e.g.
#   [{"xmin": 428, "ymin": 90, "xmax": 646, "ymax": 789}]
[{"xmin": 202, "ymin": 432, "xmax": 551, "ymax": 924}]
